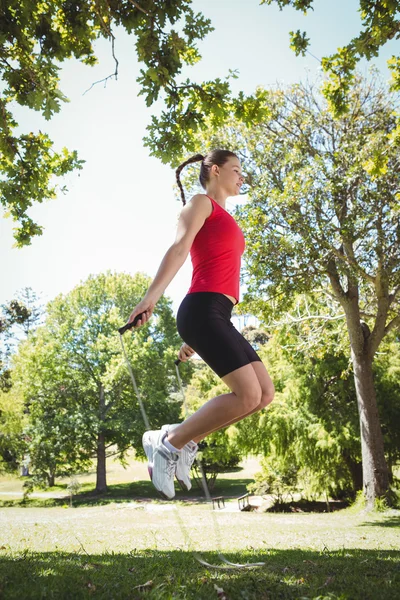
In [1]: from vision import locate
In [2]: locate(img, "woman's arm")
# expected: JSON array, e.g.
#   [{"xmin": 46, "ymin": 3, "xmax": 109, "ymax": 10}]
[{"xmin": 127, "ymin": 194, "xmax": 212, "ymax": 327}]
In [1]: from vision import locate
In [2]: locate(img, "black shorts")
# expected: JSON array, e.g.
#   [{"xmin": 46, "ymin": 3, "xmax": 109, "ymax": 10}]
[{"xmin": 176, "ymin": 292, "xmax": 262, "ymax": 378}]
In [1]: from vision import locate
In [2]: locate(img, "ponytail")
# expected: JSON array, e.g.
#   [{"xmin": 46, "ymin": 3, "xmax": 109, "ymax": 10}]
[
  {"xmin": 175, "ymin": 154, "xmax": 205, "ymax": 206},
  {"xmin": 175, "ymin": 149, "xmax": 238, "ymax": 206}
]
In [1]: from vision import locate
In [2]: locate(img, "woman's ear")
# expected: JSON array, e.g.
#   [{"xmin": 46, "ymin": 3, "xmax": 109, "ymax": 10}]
[{"xmin": 210, "ymin": 164, "xmax": 220, "ymax": 177}]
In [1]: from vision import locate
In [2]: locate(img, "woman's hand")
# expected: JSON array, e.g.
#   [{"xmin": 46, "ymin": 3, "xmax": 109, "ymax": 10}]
[
  {"xmin": 178, "ymin": 343, "xmax": 196, "ymax": 362},
  {"xmin": 127, "ymin": 297, "xmax": 156, "ymax": 328}
]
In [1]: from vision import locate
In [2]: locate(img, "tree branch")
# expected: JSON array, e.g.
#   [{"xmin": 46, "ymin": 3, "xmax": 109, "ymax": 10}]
[
  {"xmin": 127, "ymin": 0, "xmax": 149, "ymax": 15},
  {"xmin": 330, "ymin": 245, "xmax": 375, "ymax": 284},
  {"xmin": 284, "ymin": 312, "xmax": 345, "ymax": 323},
  {"xmin": 384, "ymin": 314, "xmax": 400, "ymax": 337},
  {"xmin": 326, "ymin": 257, "xmax": 347, "ymax": 304}
]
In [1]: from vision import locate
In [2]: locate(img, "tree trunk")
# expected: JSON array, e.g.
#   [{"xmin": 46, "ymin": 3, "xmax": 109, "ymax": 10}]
[
  {"xmin": 95, "ymin": 385, "xmax": 107, "ymax": 493},
  {"xmin": 48, "ymin": 472, "xmax": 55, "ymax": 487},
  {"xmin": 342, "ymin": 451, "xmax": 363, "ymax": 494},
  {"xmin": 351, "ymin": 350, "xmax": 389, "ymax": 507},
  {"xmin": 96, "ymin": 429, "xmax": 107, "ymax": 493}
]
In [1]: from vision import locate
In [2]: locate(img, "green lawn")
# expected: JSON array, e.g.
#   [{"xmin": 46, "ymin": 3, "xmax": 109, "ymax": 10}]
[{"xmin": 0, "ymin": 458, "xmax": 399, "ymax": 599}]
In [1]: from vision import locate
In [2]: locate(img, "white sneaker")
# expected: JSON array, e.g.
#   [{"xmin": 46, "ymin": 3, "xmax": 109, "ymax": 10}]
[
  {"xmin": 176, "ymin": 441, "xmax": 198, "ymax": 491},
  {"xmin": 142, "ymin": 429, "xmax": 179, "ymax": 499},
  {"xmin": 162, "ymin": 424, "xmax": 198, "ymax": 491},
  {"xmin": 142, "ymin": 429, "xmax": 163, "ymax": 476}
]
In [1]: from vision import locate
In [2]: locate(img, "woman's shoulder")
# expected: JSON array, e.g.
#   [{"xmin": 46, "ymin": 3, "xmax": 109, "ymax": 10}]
[{"xmin": 187, "ymin": 194, "xmax": 213, "ymax": 219}]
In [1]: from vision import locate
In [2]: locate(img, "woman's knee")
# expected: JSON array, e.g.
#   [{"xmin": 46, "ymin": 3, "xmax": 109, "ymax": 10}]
[
  {"xmin": 222, "ymin": 364, "xmax": 263, "ymax": 412},
  {"xmin": 259, "ymin": 383, "xmax": 275, "ymax": 409},
  {"xmin": 240, "ymin": 386, "xmax": 263, "ymax": 412}
]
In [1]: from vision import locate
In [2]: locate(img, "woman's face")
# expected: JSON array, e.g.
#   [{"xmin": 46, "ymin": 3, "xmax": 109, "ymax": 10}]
[{"xmin": 214, "ymin": 156, "xmax": 244, "ymax": 196}]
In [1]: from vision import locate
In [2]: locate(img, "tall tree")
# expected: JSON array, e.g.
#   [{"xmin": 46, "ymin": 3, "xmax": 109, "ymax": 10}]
[
  {"xmin": 181, "ymin": 72, "xmax": 399, "ymax": 506},
  {"xmin": 237, "ymin": 295, "xmax": 400, "ymax": 501},
  {"xmin": 13, "ymin": 272, "xmax": 187, "ymax": 491}
]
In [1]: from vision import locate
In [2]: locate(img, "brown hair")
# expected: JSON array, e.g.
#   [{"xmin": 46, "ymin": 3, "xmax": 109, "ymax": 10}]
[{"xmin": 175, "ymin": 149, "xmax": 238, "ymax": 205}]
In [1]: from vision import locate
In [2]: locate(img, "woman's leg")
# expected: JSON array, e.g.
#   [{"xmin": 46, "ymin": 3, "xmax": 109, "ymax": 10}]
[
  {"xmin": 190, "ymin": 361, "xmax": 275, "ymax": 443},
  {"xmin": 168, "ymin": 361, "xmax": 274, "ymax": 449}
]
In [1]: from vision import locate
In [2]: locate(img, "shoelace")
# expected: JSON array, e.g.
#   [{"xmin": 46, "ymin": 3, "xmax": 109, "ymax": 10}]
[
  {"xmin": 165, "ymin": 456, "xmax": 178, "ymax": 478},
  {"xmin": 185, "ymin": 447, "xmax": 198, "ymax": 467}
]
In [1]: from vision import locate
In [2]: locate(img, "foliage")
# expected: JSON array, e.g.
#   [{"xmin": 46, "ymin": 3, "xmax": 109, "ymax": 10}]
[
  {"xmin": 0, "ymin": 288, "xmax": 42, "ymax": 391},
  {"xmin": 0, "ymin": 288, "xmax": 42, "ymax": 472},
  {"xmin": 241, "ymin": 324, "xmax": 270, "ymax": 350},
  {"xmin": 0, "ymin": 387, "xmax": 26, "ymax": 473},
  {"xmin": 180, "ymin": 72, "xmax": 400, "ymax": 502},
  {"xmin": 261, "ymin": 0, "xmax": 400, "ymax": 116},
  {"xmin": 67, "ymin": 477, "xmax": 82, "ymax": 508},
  {"xmin": 236, "ymin": 299, "xmax": 400, "ymax": 500},
  {"xmin": 11, "ymin": 271, "xmax": 188, "ymax": 487},
  {"xmin": 3, "ymin": 2, "xmax": 399, "ymax": 246},
  {"xmin": 193, "ymin": 429, "xmax": 242, "ymax": 492},
  {"xmin": 373, "ymin": 334, "xmax": 400, "ymax": 475},
  {"xmin": 191, "ymin": 74, "xmax": 400, "ymax": 339},
  {"xmin": 248, "ymin": 454, "xmax": 298, "ymax": 504},
  {"xmin": 0, "ymin": 0, "xmax": 217, "ymax": 245}
]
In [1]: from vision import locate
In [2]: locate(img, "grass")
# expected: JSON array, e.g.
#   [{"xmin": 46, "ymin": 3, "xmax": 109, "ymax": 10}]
[
  {"xmin": 0, "ymin": 507, "xmax": 399, "ymax": 599},
  {"xmin": 1, "ymin": 457, "xmax": 399, "ymax": 599}
]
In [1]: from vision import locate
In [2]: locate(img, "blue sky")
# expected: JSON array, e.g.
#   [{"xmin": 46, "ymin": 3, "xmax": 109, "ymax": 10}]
[{"xmin": 1, "ymin": 0, "xmax": 397, "ymax": 320}]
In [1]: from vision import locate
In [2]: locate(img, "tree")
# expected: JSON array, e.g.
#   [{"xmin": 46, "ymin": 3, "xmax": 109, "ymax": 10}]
[
  {"xmin": 235, "ymin": 323, "xmax": 361, "ymax": 501},
  {"xmin": 236, "ymin": 297, "xmax": 400, "ymax": 503},
  {"xmin": 0, "ymin": 287, "xmax": 42, "ymax": 390},
  {"xmin": 12, "ymin": 271, "xmax": 187, "ymax": 491},
  {"xmin": 4, "ymin": 2, "xmax": 399, "ymax": 247},
  {"xmin": 1, "ymin": 0, "xmax": 223, "ymax": 246},
  {"xmin": 181, "ymin": 72, "xmax": 399, "ymax": 506},
  {"xmin": 0, "ymin": 387, "xmax": 26, "ymax": 473},
  {"xmin": 261, "ymin": 1, "xmax": 400, "ymax": 116}
]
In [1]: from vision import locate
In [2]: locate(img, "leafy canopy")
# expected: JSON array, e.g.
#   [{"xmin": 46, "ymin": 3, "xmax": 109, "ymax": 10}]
[
  {"xmin": 11, "ymin": 271, "xmax": 186, "ymax": 484},
  {"xmin": 261, "ymin": 0, "xmax": 400, "ymax": 116},
  {"xmin": 0, "ymin": 0, "xmax": 214, "ymax": 245}
]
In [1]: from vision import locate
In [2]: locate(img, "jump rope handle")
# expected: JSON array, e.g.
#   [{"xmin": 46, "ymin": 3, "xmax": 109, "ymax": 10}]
[
  {"xmin": 118, "ymin": 312, "xmax": 146, "ymax": 335},
  {"xmin": 119, "ymin": 315, "xmax": 183, "ymax": 365}
]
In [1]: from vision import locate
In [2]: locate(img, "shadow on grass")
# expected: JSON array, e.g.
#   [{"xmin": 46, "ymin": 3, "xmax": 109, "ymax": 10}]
[
  {"xmin": 0, "ymin": 547, "xmax": 398, "ymax": 599},
  {"xmin": 360, "ymin": 515, "xmax": 400, "ymax": 528},
  {"xmin": 0, "ymin": 477, "xmax": 253, "ymax": 509}
]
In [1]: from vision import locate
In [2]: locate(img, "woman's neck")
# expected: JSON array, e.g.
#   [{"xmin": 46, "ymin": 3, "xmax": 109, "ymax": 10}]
[{"xmin": 205, "ymin": 187, "xmax": 228, "ymax": 209}]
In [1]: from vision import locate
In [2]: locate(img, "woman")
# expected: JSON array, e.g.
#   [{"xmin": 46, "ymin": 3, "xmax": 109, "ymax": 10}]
[{"xmin": 127, "ymin": 149, "xmax": 275, "ymax": 499}]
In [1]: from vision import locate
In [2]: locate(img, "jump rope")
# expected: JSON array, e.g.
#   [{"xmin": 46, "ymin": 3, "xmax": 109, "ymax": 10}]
[{"xmin": 118, "ymin": 314, "xmax": 265, "ymax": 570}]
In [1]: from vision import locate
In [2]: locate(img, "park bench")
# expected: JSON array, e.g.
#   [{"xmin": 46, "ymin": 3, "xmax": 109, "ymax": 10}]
[
  {"xmin": 212, "ymin": 496, "xmax": 225, "ymax": 510},
  {"xmin": 237, "ymin": 493, "xmax": 263, "ymax": 512}
]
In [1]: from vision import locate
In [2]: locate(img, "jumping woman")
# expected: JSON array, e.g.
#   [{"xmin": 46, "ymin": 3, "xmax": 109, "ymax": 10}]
[{"xmin": 126, "ymin": 149, "xmax": 275, "ymax": 499}]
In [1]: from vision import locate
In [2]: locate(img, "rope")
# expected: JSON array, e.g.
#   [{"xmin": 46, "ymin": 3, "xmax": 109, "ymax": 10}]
[{"xmin": 119, "ymin": 331, "xmax": 265, "ymax": 570}]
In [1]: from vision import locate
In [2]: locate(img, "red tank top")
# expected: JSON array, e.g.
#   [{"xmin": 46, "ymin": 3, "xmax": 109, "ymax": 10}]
[{"xmin": 187, "ymin": 195, "xmax": 245, "ymax": 304}]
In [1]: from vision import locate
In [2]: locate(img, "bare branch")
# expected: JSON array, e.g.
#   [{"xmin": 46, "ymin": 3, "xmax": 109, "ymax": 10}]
[
  {"xmin": 285, "ymin": 312, "xmax": 346, "ymax": 324},
  {"xmin": 83, "ymin": 5, "xmax": 119, "ymax": 95}
]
